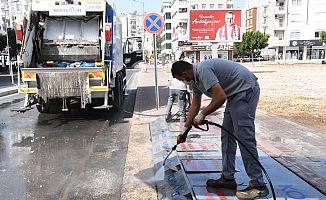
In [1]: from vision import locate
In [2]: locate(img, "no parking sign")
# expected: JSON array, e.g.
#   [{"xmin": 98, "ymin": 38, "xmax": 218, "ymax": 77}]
[
  {"xmin": 143, "ymin": 12, "xmax": 164, "ymax": 34},
  {"xmin": 143, "ymin": 12, "xmax": 164, "ymax": 110}
]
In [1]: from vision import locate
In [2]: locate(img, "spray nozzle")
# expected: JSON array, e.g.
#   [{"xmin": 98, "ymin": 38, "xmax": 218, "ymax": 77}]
[{"xmin": 192, "ymin": 120, "xmax": 210, "ymax": 131}]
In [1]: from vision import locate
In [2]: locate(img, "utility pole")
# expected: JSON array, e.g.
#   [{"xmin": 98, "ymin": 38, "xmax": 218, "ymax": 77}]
[
  {"xmin": 284, "ymin": 0, "xmax": 289, "ymax": 66},
  {"xmin": 4, "ymin": 6, "xmax": 14, "ymax": 84}
]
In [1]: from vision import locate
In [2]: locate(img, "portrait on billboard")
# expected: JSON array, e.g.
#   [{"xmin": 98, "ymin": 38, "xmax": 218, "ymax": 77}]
[
  {"xmin": 215, "ymin": 11, "xmax": 241, "ymax": 41},
  {"xmin": 188, "ymin": 9, "xmax": 242, "ymax": 42}
]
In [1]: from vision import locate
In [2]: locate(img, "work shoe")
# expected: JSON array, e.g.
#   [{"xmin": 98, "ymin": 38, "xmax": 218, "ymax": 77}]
[
  {"xmin": 236, "ymin": 182, "xmax": 269, "ymax": 199},
  {"xmin": 165, "ymin": 114, "xmax": 172, "ymax": 122},
  {"xmin": 179, "ymin": 118, "xmax": 186, "ymax": 123},
  {"xmin": 206, "ymin": 175, "xmax": 237, "ymax": 189}
]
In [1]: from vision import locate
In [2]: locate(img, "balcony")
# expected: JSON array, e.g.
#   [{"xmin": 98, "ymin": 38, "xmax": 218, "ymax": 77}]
[
  {"xmin": 275, "ymin": 6, "xmax": 286, "ymax": 15},
  {"xmin": 271, "ymin": 37, "xmax": 285, "ymax": 47},
  {"xmin": 274, "ymin": 22, "xmax": 285, "ymax": 30},
  {"xmin": 227, "ymin": 0, "xmax": 234, "ymax": 5},
  {"xmin": 190, "ymin": 0, "xmax": 198, "ymax": 6},
  {"xmin": 179, "ymin": 0, "xmax": 188, "ymax": 5},
  {"xmin": 178, "ymin": 7, "xmax": 187, "ymax": 13},
  {"xmin": 176, "ymin": 12, "xmax": 188, "ymax": 21}
]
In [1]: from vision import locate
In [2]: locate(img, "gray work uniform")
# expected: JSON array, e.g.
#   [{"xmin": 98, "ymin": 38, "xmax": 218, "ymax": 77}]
[{"xmin": 185, "ymin": 58, "xmax": 264, "ymax": 187}]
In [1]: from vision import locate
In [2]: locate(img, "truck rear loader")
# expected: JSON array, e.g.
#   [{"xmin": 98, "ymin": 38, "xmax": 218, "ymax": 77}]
[{"xmin": 14, "ymin": 0, "xmax": 126, "ymax": 113}]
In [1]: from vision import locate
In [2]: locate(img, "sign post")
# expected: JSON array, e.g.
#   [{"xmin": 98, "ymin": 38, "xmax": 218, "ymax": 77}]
[{"xmin": 144, "ymin": 12, "xmax": 164, "ymax": 110}]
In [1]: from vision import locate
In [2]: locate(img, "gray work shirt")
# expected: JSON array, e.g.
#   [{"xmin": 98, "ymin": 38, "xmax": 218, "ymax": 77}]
[{"xmin": 185, "ymin": 58, "xmax": 258, "ymax": 99}]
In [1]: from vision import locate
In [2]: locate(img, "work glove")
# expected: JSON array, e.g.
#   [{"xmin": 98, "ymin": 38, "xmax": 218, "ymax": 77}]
[
  {"xmin": 177, "ymin": 127, "xmax": 190, "ymax": 144},
  {"xmin": 193, "ymin": 111, "xmax": 206, "ymax": 125}
]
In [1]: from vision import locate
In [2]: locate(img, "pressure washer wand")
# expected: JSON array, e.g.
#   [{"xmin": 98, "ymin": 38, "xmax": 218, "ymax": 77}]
[{"xmin": 163, "ymin": 126, "xmax": 192, "ymax": 166}]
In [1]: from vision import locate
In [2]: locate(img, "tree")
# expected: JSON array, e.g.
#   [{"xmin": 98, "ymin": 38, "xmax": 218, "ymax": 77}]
[
  {"xmin": 0, "ymin": 28, "xmax": 21, "ymax": 60},
  {"xmin": 234, "ymin": 31, "xmax": 270, "ymax": 63},
  {"xmin": 155, "ymin": 33, "xmax": 163, "ymax": 51},
  {"xmin": 320, "ymin": 31, "xmax": 326, "ymax": 44},
  {"xmin": 0, "ymin": 34, "xmax": 7, "ymax": 51}
]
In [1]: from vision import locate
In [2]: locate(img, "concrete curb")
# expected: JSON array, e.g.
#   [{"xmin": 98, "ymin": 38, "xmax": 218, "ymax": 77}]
[{"xmin": 0, "ymin": 87, "xmax": 18, "ymax": 97}]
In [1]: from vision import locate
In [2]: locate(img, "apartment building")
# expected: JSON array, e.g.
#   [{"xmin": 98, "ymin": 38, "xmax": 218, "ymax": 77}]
[
  {"xmin": 160, "ymin": 0, "xmax": 326, "ymax": 62},
  {"xmin": 120, "ymin": 11, "xmax": 146, "ymax": 40},
  {"xmin": 245, "ymin": 0, "xmax": 326, "ymax": 61},
  {"xmin": 0, "ymin": 0, "xmax": 28, "ymax": 35},
  {"xmin": 160, "ymin": 2, "xmax": 172, "ymax": 57},
  {"xmin": 0, "ymin": 0, "xmax": 28, "ymax": 64}
]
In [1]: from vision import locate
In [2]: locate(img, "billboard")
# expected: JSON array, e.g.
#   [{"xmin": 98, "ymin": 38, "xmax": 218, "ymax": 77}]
[{"xmin": 188, "ymin": 10, "xmax": 242, "ymax": 42}]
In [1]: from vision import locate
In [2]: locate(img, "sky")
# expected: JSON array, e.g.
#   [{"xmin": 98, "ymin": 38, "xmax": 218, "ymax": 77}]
[{"xmin": 114, "ymin": 0, "xmax": 246, "ymax": 15}]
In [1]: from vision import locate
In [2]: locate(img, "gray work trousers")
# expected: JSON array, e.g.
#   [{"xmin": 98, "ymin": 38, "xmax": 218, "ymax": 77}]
[
  {"xmin": 221, "ymin": 84, "xmax": 264, "ymax": 187},
  {"xmin": 166, "ymin": 89, "xmax": 186, "ymax": 122}
]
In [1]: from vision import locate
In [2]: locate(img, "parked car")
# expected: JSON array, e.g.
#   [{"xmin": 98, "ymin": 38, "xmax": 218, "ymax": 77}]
[
  {"xmin": 235, "ymin": 56, "xmax": 250, "ymax": 62},
  {"xmin": 157, "ymin": 59, "xmax": 169, "ymax": 64},
  {"xmin": 243, "ymin": 56, "xmax": 250, "ymax": 62},
  {"xmin": 255, "ymin": 55, "xmax": 264, "ymax": 61}
]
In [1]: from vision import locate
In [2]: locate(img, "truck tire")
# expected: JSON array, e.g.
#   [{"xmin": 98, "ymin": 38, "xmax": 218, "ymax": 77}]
[
  {"xmin": 36, "ymin": 98, "xmax": 49, "ymax": 113},
  {"xmin": 37, "ymin": 104, "xmax": 48, "ymax": 113},
  {"xmin": 112, "ymin": 73, "xmax": 124, "ymax": 110}
]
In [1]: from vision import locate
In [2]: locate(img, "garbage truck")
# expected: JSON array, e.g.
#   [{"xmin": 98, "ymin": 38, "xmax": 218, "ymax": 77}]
[{"xmin": 14, "ymin": 0, "xmax": 126, "ymax": 113}]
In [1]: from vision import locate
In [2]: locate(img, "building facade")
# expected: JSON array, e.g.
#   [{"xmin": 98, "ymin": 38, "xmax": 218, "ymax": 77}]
[
  {"xmin": 166, "ymin": 0, "xmax": 235, "ymax": 63},
  {"xmin": 1, "ymin": 0, "xmax": 28, "ymax": 35},
  {"xmin": 160, "ymin": 2, "xmax": 172, "ymax": 57},
  {"xmin": 160, "ymin": 0, "xmax": 326, "ymax": 63},
  {"xmin": 245, "ymin": 0, "xmax": 326, "ymax": 61}
]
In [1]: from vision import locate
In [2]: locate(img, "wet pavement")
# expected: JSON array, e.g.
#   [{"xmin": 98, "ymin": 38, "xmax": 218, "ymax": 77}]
[
  {"xmin": 129, "ymin": 63, "xmax": 326, "ymax": 199},
  {"xmin": 1, "ymin": 65, "xmax": 326, "ymax": 199}
]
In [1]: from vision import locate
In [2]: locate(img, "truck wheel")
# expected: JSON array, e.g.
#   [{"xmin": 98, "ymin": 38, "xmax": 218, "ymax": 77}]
[
  {"xmin": 36, "ymin": 104, "xmax": 48, "ymax": 113},
  {"xmin": 36, "ymin": 98, "xmax": 49, "ymax": 113},
  {"xmin": 113, "ymin": 74, "xmax": 123, "ymax": 110}
]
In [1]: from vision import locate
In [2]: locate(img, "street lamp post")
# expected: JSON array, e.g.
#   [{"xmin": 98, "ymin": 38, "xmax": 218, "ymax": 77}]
[
  {"xmin": 284, "ymin": 0, "xmax": 289, "ymax": 65},
  {"xmin": 5, "ymin": 10, "xmax": 14, "ymax": 84},
  {"xmin": 132, "ymin": 0, "xmax": 146, "ymax": 65}
]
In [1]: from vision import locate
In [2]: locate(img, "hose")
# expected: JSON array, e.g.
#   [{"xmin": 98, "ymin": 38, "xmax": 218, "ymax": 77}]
[
  {"xmin": 164, "ymin": 120, "xmax": 276, "ymax": 200},
  {"xmin": 123, "ymin": 109, "xmax": 165, "ymax": 117},
  {"xmin": 202, "ymin": 120, "xmax": 276, "ymax": 200}
]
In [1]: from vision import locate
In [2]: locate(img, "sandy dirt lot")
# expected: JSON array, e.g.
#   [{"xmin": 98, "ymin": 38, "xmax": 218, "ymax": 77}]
[{"xmin": 246, "ymin": 63, "xmax": 326, "ymax": 134}]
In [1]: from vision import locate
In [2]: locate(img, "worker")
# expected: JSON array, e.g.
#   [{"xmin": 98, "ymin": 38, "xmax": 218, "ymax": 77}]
[
  {"xmin": 165, "ymin": 51, "xmax": 191, "ymax": 123},
  {"xmin": 171, "ymin": 58, "xmax": 269, "ymax": 199}
]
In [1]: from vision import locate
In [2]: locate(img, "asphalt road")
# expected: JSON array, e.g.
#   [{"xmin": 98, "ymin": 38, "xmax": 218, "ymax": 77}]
[
  {"xmin": 0, "ymin": 73, "xmax": 19, "ymax": 89},
  {"xmin": 0, "ymin": 69, "xmax": 139, "ymax": 199}
]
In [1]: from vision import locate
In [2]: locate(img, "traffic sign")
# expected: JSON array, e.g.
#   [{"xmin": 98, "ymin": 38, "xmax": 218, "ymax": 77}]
[{"xmin": 144, "ymin": 12, "xmax": 164, "ymax": 34}]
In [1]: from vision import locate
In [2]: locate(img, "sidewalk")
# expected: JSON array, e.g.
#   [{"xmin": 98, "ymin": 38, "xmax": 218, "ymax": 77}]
[
  {"xmin": 0, "ymin": 73, "xmax": 19, "ymax": 97},
  {"xmin": 0, "ymin": 86, "xmax": 18, "ymax": 97},
  {"xmin": 122, "ymin": 64, "xmax": 326, "ymax": 199}
]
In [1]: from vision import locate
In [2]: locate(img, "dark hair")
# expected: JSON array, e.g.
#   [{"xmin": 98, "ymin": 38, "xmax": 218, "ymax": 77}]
[{"xmin": 171, "ymin": 61, "xmax": 193, "ymax": 77}]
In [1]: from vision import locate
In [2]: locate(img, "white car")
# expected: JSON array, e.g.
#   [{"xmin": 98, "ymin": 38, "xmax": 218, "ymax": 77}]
[
  {"xmin": 157, "ymin": 60, "xmax": 169, "ymax": 64},
  {"xmin": 255, "ymin": 55, "xmax": 264, "ymax": 61}
]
